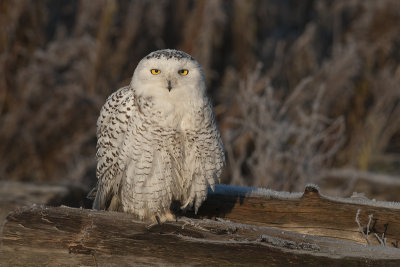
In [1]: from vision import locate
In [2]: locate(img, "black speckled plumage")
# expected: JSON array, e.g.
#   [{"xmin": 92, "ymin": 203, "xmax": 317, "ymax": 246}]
[
  {"xmin": 146, "ymin": 49, "xmax": 195, "ymax": 61},
  {"xmin": 92, "ymin": 49, "xmax": 225, "ymax": 223}
]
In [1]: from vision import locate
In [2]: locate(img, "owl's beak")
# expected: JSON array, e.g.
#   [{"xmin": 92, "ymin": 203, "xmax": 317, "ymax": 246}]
[{"xmin": 167, "ymin": 80, "xmax": 172, "ymax": 92}]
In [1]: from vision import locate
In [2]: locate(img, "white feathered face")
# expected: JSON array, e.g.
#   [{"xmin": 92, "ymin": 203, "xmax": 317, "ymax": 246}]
[{"xmin": 131, "ymin": 49, "xmax": 207, "ymax": 104}]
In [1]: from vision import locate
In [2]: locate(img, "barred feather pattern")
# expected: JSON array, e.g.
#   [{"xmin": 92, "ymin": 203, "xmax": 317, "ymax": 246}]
[{"xmin": 93, "ymin": 81, "xmax": 224, "ymax": 221}]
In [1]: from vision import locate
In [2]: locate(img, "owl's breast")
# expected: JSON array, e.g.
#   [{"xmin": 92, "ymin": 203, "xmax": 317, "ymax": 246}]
[
  {"xmin": 179, "ymin": 112, "xmax": 200, "ymax": 131},
  {"xmin": 141, "ymin": 93, "xmax": 206, "ymax": 132}
]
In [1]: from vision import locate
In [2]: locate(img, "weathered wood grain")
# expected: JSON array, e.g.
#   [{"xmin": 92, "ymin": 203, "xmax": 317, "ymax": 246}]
[
  {"xmin": 1, "ymin": 205, "xmax": 399, "ymax": 267},
  {"xmin": 1, "ymin": 184, "xmax": 400, "ymax": 266},
  {"xmin": 194, "ymin": 184, "xmax": 400, "ymax": 247}
]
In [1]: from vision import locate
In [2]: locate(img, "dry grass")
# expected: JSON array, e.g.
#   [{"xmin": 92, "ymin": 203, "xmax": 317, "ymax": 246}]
[{"xmin": 224, "ymin": 64, "xmax": 345, "ymax": 191}]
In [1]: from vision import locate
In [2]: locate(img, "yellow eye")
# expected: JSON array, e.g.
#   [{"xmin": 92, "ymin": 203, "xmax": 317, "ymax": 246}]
[
  {"xmin": 151, "ymin": 69, "xmax": 161, "ymax": 75},
  {"xmin": 178, "ymin": 69, "xmax": 189, "ymax": 76}
]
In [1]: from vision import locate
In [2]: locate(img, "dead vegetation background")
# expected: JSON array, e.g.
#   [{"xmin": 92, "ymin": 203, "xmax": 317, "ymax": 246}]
[{"xmin": 1, "ymin": 0, "xmax": 400, "ymax": 200}]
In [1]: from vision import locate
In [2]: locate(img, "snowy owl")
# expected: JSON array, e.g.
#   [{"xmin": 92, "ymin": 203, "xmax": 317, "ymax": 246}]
[{"xmin": 90, "ymin": 49, "xmax": 225, "ymax": 223}]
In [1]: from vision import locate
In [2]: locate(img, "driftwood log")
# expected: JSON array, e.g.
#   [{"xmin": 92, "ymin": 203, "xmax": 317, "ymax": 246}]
[{"xmin": 1, "ymin": 184, "xmax": 400, "ymax": 266}]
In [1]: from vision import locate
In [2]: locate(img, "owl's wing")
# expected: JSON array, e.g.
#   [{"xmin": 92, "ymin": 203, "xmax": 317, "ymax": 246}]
[
  {"xmin": 92, "ymin": 86, "xmax": 133, "ymax": 210},
  {"xmin": 182, "ymin": 101, "xmax": 225, "ymax": 212},
  {"xmin": 201, "ymin": 101, "xmax": 225, "ymax": 188}
]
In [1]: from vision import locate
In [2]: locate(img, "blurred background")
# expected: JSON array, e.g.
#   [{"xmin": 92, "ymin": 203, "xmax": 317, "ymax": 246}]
[{"xmin": 1, "ymin": 0, "xmax": 400, "ymax": 205}]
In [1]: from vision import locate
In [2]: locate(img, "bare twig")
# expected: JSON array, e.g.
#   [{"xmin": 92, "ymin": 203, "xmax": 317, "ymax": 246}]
[
  {"xmin": 374, "ymin": 233, "xmax": 387, "ymax": 246},
  {"xmin": 355, "ymin": 209, "xmax": 373, "ymax": 245}
]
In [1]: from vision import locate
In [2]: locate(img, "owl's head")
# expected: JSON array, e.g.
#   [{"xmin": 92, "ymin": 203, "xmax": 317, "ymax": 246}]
[{"xmin": 131, "ymin": 49, "xmax": 207, "ymax": 104}]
